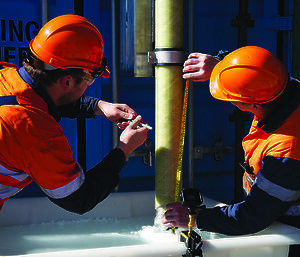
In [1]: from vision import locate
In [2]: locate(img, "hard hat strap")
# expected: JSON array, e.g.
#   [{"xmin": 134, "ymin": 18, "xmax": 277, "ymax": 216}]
[
  {"xmin": 23, "ymin": 49, "xmax": 57, "ymax": 71},
  {"xmin": 24, "ymin": 49, "xmax": 107, "ymax": 78},
  {"xmin": 91, "ymin": 57, "xmax": 107, "ymax": 78}
]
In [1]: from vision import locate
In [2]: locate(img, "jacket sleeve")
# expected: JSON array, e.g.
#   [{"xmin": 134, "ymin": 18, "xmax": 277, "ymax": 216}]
[
  {"xmin": 196, "ymin": 156, "xmax": 300, "ymax": 235},
  {"xmin": 58, "ymin": 95, "xmax": 99, "ymax": 119},
  {"xmin": 48, "ymin": 148, "xmax": 126, "ymax": 214}
]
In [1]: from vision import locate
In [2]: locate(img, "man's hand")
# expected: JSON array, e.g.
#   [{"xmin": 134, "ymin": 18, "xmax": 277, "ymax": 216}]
[
  {"xmin": 183, "ymin": 53, "xmax": 220, "ymax": 82},
  {"xmin": 162, "ymin": 202, "xmax": 197, "ymax": 228},
  {"xmin": 116, "ymin": 115, "xmax": 149, "ymax": 158},
  {"xmin": 96, "ymin": 100, "xmax": 137, "ymax": 125}
]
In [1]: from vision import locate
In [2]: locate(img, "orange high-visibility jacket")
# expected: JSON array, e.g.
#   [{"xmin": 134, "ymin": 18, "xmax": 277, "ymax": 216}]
[
  {"xmin": 196, "ymin": 78, "xmax": 300, "ymax": 235},
  {"xmin": 243, "ymin": 79, "xmax": 300, "ymax": 216},
  {"xmin": 0, "ymin": 67, "xmax": 84, "ymax": 210}
]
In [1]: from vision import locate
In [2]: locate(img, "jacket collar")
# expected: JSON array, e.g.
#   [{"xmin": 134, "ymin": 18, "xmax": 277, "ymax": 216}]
[
  {"xmin": 18, "ymin": 67, "xmax": 61, "ymax": 122},
  {"xmin": 257, "ymin": 77, "xmax": 300, "ymax": 133}
]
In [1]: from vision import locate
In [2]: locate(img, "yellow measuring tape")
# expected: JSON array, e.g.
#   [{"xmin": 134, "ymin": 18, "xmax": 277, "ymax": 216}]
[
  {"xmin": 175, "ymin": 79, "xmax": 190, "ymax": 202},
  {"xmin": 170, "ymin": 79, "xmax": 189, "ymax": 234}
]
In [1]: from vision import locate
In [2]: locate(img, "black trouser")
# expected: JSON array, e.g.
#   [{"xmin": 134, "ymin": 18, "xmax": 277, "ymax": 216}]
[{"xmin": 277, "ymin": 215, "xmax": 300, "ymax": 257}]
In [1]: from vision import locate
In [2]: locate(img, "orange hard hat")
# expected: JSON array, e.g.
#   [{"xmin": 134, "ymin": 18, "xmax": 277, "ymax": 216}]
[
  {"xmin": 29, "ymin": 14, "xmax": 110, "ymax": 78},
  {"xmin": 209, "ymin": 46, "xmax": 288, "ymax": 103}
]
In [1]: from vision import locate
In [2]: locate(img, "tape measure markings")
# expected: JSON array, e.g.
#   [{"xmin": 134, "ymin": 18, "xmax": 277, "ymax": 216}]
[{"xmin": 174, "ymin": 79, "xmax": 189, "ymax": 202}]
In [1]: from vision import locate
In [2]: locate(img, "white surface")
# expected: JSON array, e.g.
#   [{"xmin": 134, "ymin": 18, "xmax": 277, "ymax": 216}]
[
  {"xmin": 0, "ymin": 191, "xmax": 299, "ymax": 257},
  {"xmin": 0, "ymin": 191, "xmax": 156, "ymax": 226},
  {"xmin": 14, "ymin": 244, "xmax": 186, "ymax": 257}
]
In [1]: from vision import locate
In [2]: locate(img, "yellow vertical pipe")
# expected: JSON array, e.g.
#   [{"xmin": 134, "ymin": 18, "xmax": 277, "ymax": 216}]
[{"xmin": 155, "ymin": 0, "xmax": 184, "ymax": 211}]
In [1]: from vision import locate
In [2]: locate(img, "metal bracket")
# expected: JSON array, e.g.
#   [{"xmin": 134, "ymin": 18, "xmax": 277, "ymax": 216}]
[
  {"xmin": 193, "ymin": 135, "xmax": 234, "ymax": 161},
  {"xmin": 148, "ymin": 49, "xmax": 186, "ymax": 65},
  {"xmin": 128, "ymin": 139, "xmax": 154, "ymax": 166}
]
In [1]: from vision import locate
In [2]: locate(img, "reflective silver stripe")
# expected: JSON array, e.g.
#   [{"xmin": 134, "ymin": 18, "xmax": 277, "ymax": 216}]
[
  {"xmin": 243, "ymin": 174, "xmax": 255, "ymax": 195},
  {"xmin": 40, "ymin": 166, "xmax": 85, "ymax": 199},
  {"xmin": 285, "ymin": 205, "xmax": 300, "ymax": 216},
  {"xmin": 0, "ymin": 164, "xmax": 28, "ymax": 199},
  {"xmin": 0, "ymin": 184, "xmax": 22, "ymax": 199},
  {"xmin": 255, "ymin": 172, "xmax": 300, "ymax": 202},
  {"xmin": 246, "ymin": 174, "xmax": 254, "ymax": 185},
  {"xmin": 0, "ymin": 165, "xmax": 29, "ymax": 181}
]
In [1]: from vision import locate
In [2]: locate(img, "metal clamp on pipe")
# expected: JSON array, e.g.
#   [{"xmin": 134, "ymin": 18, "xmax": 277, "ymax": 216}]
[{"xmin": 148, "ymin": 48, "xmax": 186, "ymax": 66}]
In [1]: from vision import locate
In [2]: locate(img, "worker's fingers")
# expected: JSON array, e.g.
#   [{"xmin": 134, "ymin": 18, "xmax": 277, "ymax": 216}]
[
  {"xmin": 122, "ymin": 110, "xmax": 136, "ymax": 121},
  {"xmin": 128, "ymin": 115, "xmax": 143, "ymax": 129},
  {"xmin": 165, "ymin": 202, "xmax": 183, "ymax": 210}
]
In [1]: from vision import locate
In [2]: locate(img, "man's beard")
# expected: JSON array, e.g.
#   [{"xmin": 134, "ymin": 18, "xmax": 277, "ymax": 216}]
[{"xmin": 56, "ymin": 92, "xmax": 80, "ymax": 106}]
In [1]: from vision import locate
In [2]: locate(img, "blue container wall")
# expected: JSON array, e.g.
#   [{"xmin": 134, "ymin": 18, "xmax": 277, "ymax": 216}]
[{"xmin": 0, "ymin": 0, "xmax": 289, "ymax": 204}]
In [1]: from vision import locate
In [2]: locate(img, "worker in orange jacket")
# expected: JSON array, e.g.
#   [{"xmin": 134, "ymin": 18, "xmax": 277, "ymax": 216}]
[
  {"xmin": 163, "ymin": 46, "xmax": 300, "ymax": 257},
  {"xmin": 0, "ymin": 14, "xmax": 149, "ymax": 214}
]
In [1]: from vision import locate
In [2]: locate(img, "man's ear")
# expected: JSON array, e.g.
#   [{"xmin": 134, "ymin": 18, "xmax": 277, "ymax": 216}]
[{"xmin": 60, "ymin": 75, "xmax": 73, "ymax": 92}]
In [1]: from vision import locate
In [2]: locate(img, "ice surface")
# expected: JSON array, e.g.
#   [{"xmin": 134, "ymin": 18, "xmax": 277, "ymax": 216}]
[
  {"xmin": 0, "ymin": 215, "xmax": 221, "ymax": 256},
  {"xmin": 0, "ymin": 216, "xmax": 184, "ymax": 255}
]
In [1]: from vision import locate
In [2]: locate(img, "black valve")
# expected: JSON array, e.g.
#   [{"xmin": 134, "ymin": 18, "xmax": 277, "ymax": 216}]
[
  {"xmin": 179, "ymin": 188, "xmax": 205, "ymax": 257},
  {"xmin": 180, "ymin": 188, "xmax": 203, "ymax": 214}
]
